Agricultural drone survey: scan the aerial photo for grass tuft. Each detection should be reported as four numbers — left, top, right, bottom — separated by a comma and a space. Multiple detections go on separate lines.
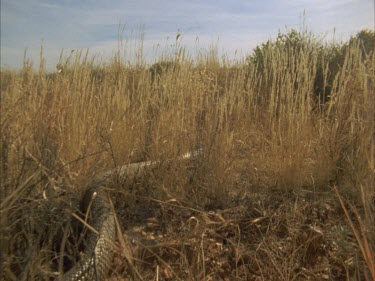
1, 29, 374, 280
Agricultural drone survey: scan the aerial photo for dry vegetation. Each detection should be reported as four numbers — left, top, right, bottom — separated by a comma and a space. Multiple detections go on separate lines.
1, 30, 374, 280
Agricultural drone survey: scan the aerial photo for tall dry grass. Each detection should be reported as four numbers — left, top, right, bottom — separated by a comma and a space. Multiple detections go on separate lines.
0, 33, 374, 280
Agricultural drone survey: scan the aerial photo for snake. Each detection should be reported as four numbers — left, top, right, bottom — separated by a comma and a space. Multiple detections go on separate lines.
59, 150, 201, 280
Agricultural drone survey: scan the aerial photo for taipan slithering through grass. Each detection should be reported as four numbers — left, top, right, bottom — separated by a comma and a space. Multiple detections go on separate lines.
60, 149, 202, 281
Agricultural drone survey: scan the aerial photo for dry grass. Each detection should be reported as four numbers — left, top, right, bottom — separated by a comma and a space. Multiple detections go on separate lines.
1, 33, 374, 280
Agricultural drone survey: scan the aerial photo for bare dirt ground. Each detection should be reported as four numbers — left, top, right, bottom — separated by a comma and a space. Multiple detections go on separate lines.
108, 185, 363, 280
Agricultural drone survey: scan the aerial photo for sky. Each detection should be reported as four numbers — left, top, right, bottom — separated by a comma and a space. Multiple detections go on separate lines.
1, 0, 374, 69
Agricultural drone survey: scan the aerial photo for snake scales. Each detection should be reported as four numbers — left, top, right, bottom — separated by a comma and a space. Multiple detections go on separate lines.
59, 150, 201, 280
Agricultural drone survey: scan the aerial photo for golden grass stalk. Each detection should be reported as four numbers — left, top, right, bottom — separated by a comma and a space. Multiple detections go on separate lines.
334, 186, 375, 281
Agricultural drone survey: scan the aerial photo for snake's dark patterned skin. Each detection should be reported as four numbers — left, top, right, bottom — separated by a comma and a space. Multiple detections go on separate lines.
59, 150, 201, 280
60, 180, 116, 281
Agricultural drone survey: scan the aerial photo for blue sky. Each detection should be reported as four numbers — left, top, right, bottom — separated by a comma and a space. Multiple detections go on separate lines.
1, 0, 374, 69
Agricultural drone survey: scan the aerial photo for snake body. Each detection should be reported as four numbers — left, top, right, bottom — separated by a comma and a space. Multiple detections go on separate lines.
60, 180, 116, 281
60, 150, 201, 280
